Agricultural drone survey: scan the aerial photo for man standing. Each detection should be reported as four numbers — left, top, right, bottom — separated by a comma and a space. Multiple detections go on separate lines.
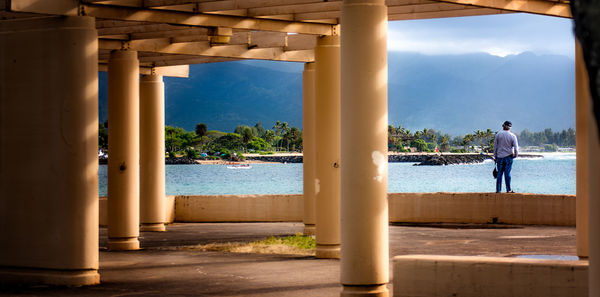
494, 121, 519, 193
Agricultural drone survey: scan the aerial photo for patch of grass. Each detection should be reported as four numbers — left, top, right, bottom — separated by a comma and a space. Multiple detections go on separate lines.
181, 233, 316, 256
257, 233, 315, 250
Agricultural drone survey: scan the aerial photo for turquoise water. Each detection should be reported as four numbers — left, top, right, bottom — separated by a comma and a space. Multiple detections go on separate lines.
98, 153, 575, 196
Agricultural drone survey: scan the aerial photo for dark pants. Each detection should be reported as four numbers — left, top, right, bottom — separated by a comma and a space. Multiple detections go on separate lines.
496, 156, 513, 192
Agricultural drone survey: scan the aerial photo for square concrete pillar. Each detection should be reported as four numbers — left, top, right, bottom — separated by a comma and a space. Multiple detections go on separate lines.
0, 16, 100, 285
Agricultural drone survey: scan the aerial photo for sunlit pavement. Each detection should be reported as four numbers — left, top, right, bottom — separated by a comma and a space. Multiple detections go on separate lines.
1, 222, 576, 296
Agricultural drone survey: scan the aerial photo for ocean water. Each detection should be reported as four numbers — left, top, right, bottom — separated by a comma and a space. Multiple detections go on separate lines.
98, 153, 576, 196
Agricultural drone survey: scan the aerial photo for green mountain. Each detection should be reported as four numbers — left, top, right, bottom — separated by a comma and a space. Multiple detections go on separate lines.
99, 51, 574, 135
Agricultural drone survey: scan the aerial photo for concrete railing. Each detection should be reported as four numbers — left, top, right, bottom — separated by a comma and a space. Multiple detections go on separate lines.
99, 192, 576, 226
175, 194, 303, 222
99, 196, 176, 226
388, 192, 575, 226
393, 255, 587, 297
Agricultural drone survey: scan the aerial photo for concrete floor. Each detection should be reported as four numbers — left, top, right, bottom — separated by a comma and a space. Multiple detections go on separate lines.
1, 222, 577, 296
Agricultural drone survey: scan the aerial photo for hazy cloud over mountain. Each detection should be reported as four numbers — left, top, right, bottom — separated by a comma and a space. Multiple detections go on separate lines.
388, 13, 575, 58
99, 51, 574, 135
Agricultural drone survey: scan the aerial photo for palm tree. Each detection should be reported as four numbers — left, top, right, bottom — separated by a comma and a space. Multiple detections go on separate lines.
273, 121, 281, 151
462, 133, 474, 152
484, 129, 495, 152
473, 129, 484, 151
280, 122, 290, 151
440, 135, 450, 152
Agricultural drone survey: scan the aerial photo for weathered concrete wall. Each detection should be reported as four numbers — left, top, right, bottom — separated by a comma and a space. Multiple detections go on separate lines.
389, 192, 575, 226
175, 195, 303, 222
99, 193, 575, 226
100, 196, 175, 226
393, 255, 588, 297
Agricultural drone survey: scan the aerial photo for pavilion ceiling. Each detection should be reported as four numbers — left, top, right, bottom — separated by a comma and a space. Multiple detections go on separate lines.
2, 0, 571, 75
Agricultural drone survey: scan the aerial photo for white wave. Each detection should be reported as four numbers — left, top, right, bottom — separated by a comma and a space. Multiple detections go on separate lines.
537, 152, 576, 161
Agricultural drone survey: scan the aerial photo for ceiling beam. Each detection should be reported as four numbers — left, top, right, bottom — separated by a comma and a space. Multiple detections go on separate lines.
81, 3, 336, 35
99, 38, 314, 62
98, 64, 190, 77
247, 2, 342, 17
142, 0, 332, 9
8, 0, 337, 35
433, 0, 571, 18
389, 6, 509, 20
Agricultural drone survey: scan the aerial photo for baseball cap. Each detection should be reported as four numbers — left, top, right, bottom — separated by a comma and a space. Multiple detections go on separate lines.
503, 121, 512, 127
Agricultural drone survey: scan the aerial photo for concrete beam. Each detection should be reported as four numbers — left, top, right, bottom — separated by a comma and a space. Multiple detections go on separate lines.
82, 3, 336, 34
143, 0, 332, 9
389, 6, 509, 20
99, 64, 189, 77
9, 0, 336, 34
99, 38, 314, 62
434, 0, 571, 18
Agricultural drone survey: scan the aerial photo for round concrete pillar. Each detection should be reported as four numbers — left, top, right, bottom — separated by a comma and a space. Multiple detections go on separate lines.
340, 0, 389, 296
575, 41, 589, 258
589, 96, 600, 297
107, 50, 141, 250
140, 74, 166, 232
303, 62, 317, 236
314, 35, 341, 259
0, 16, 99, 285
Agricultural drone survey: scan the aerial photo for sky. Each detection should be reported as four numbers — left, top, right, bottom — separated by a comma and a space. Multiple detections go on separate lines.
243, 12, 576, 72
387, 13, 575, 59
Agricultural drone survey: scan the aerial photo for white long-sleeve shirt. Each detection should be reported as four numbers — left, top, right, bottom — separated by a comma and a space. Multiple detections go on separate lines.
494, 130, 519, 159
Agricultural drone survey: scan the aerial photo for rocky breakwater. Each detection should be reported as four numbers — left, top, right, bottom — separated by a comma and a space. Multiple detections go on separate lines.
165, 157, 197, 164
389, 153, 542, 166
245, 155, 303, 163
413, 154, 491, 166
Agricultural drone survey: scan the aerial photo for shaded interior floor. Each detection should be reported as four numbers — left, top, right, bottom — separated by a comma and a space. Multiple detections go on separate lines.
2, 222, 577, 296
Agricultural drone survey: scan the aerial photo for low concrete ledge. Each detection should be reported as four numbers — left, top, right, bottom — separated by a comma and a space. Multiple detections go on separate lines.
175, 194, 303, 222
99, 196, 175, 227
389, 192, 575, 226
98, 193, 575, 225
393, 255, 588, 297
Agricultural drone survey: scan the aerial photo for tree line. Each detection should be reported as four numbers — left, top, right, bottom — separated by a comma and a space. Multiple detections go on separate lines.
98, 122, 576, 158
98, 121, 302, 159
387, 125, 576, 153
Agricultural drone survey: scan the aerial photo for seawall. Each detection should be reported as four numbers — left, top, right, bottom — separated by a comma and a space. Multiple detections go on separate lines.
99, 192, 575, 226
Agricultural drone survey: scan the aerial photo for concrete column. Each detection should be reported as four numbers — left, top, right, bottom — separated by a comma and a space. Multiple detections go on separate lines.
340, 0, 389, 296
107, 50, 140, 250
140, 74, 166, 232
314, 36, 341, 259
576, 41, 589, 258
587, 55, 600, 297
0, 16, 99, 285
303, 62, 317, 235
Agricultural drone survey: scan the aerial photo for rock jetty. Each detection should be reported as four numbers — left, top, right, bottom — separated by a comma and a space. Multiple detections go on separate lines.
411, 154, 490, 166
245, 153, 542, 165
100, 153, 541, 166
245, 155, 303, 163
165, 157, 197, 164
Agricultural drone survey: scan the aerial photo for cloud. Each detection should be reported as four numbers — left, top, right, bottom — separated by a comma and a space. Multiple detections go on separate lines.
388, 13, 575, 58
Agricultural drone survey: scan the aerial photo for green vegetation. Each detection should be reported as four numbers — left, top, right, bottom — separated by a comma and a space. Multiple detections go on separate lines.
256, 233, 315, 250
388, 125, 575, 153
183, 233, 315, 255
97, 121, 302, 160
98, 121, 575, 157
388, 125, 497, 153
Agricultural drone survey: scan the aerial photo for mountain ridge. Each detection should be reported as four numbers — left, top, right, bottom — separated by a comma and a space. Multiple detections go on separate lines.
99, 51, 574, 135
